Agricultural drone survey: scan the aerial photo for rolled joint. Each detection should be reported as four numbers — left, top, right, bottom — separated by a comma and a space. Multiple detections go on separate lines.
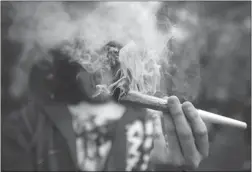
119, 90, 247, 130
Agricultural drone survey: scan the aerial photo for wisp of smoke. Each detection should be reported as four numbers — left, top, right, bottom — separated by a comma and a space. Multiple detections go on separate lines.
119, 41, 162, 95
8, 1, 172, 98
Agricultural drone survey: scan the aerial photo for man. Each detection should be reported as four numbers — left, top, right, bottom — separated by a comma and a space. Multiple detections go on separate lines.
2, 41, 209, 171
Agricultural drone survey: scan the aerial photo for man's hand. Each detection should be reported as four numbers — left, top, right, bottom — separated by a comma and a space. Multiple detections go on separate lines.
150, 96, 209, 169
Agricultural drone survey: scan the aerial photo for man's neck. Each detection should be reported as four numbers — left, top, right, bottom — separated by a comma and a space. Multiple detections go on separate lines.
67, 100, 126, 126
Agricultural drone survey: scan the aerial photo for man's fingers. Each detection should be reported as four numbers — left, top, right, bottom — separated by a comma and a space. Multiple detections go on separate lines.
182, 102, 209, 157
150, 113, 171, 164
167, 96, 200, 167
162, 114, 185, 166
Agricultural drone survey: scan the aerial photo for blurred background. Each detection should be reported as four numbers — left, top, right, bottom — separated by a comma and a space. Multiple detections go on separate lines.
1, 1, 251, 171
157, 2, 251, 171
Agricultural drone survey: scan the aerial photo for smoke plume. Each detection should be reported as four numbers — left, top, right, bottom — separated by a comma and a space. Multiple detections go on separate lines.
8, 1, 173, 98
8, 2, 170, 61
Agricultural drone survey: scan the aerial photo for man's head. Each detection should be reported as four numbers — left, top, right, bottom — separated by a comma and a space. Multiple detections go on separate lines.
29, 40, 124, 105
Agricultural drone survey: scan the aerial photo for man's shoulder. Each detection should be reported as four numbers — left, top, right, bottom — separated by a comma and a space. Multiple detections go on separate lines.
4, 101, 39, 122
3, 101, 47, 138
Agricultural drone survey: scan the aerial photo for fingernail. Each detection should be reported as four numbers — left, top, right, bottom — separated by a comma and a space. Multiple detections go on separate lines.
183, 102, 193, 111
168, 96, 179, 104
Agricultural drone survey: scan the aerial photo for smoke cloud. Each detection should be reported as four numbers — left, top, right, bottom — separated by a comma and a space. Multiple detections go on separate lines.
8, 1, 174, 98
8, 2, 171, 62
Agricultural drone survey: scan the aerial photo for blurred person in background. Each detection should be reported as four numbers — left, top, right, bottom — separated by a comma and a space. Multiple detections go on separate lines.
2, 41, 209, 171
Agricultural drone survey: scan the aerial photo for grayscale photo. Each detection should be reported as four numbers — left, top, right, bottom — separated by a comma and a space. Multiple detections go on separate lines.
1, 1, 251, 171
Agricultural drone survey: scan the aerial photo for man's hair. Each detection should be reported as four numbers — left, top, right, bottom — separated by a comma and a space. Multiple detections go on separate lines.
104, 40, 123, 50
29, 49, 86, 104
